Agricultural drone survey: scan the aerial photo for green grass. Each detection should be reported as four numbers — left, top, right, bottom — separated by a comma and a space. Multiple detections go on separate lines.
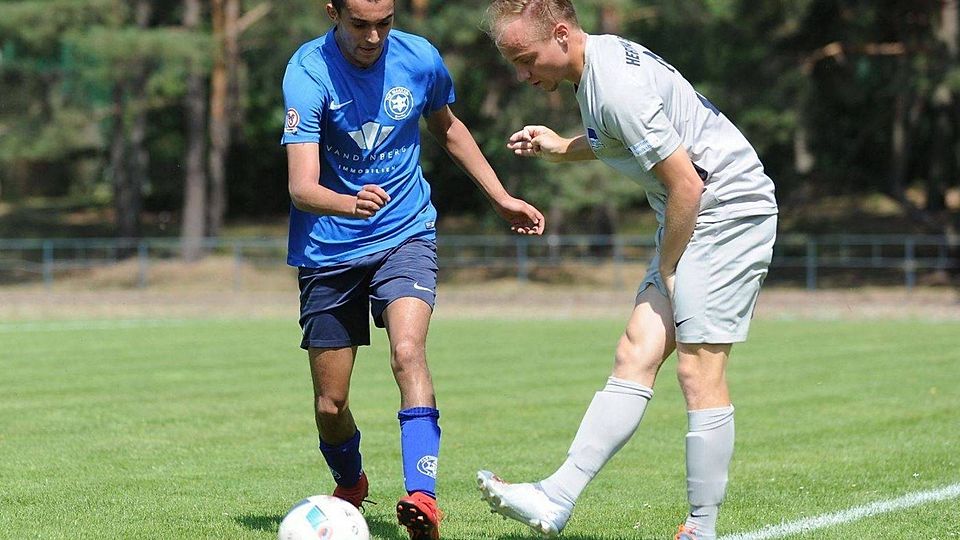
1, 318, 958, 539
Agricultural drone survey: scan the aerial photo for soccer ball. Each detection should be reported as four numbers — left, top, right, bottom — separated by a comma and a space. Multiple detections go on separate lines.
278, 495, 370, 540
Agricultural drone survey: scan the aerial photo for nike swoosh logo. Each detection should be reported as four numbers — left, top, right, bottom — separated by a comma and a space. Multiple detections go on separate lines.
412, 282, 434, 293
329, 100, 353, 111
676, 317, 694, 327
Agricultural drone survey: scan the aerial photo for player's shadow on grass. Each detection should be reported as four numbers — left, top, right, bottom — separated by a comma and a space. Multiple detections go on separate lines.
234, 514, 651, 540
233, 513, 408, 539
234, 513, 282, 532
364, 514, 409, 539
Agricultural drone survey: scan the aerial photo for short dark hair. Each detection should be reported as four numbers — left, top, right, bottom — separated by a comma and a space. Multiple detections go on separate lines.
330, 0, 389, 14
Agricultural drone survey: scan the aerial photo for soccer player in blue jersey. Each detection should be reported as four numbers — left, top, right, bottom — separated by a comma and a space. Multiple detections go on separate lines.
281, 0, 544, 538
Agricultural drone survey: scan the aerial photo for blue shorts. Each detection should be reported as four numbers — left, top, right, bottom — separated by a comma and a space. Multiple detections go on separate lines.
297, 237, 438, 350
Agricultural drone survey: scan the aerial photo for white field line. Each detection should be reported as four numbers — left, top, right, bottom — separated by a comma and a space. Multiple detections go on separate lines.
720, 482, 960, 540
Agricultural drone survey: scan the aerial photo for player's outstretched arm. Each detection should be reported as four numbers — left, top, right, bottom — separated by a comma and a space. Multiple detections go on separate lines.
287, 143, 390, 218
426, 106, 545, 235
507, 125, 596, 162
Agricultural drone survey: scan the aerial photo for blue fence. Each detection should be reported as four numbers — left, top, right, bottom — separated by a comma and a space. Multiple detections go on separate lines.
0, 234, 956, 290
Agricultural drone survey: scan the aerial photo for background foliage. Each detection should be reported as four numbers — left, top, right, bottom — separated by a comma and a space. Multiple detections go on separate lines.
0, 0, 957, 238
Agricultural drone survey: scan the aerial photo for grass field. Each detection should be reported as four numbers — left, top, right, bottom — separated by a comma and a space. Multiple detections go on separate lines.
1, 317, 958, 539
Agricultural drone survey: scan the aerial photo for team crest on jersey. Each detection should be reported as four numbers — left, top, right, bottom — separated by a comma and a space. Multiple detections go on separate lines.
285, 108, 300, 133
586, 127, 604, 151
384, 86, 414, 120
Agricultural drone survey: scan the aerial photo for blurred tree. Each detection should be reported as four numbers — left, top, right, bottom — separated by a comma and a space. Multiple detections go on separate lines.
207, 0, 237, 239
210, 0, 271, 238
182, 0, 208, 260
0, 0, 956, 245
108, 0, 151, 240
0, 0, 117, 199
796, 0, 958, 239
0, 0, 206, 237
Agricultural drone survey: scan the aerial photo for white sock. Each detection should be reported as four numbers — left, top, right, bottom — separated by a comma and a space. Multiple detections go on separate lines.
539, 377, 654, 506
684, 405, 735, 539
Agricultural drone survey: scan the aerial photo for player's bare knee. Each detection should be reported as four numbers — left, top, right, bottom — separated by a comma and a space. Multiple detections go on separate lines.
676, 361, 725, 400
315, 394, 349, 419
390, 339, 427, 372
676, 361, 705, 392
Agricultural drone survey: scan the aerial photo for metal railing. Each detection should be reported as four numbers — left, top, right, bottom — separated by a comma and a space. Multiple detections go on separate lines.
0, 234, 956, 290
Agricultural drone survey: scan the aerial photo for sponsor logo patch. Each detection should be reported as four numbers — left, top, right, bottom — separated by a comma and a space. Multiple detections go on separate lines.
384, 86, 414, 120
628, 133, 662, 157
348, 121, 395, 151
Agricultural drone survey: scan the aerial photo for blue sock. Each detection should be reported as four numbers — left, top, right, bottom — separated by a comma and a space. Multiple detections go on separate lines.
398, 407, 440, 498
318, 430, 363, 487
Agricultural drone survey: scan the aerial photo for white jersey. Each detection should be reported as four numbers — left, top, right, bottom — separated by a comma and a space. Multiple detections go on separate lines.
576, 34, 778, 224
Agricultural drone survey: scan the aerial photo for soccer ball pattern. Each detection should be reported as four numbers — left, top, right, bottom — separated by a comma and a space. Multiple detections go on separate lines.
278, 495, 370, 540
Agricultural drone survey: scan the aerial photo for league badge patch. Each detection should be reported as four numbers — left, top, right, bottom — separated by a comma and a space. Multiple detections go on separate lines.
285, 108, 301, 133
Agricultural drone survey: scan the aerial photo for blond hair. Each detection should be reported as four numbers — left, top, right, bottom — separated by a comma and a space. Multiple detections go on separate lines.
484, 0, 579, 44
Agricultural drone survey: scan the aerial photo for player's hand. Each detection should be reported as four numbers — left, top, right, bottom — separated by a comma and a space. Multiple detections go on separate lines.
495, 196, 545, 235
507, 125, 567, 162
660, 268, 676, 300
352, 184, 390, 218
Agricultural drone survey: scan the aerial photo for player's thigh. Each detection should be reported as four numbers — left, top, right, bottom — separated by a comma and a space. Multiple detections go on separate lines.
613, 283, 676, 384
308, 346, 359, 401
674, 215, 776, 345
370, 237, 438, 333
382, 297, 432, 356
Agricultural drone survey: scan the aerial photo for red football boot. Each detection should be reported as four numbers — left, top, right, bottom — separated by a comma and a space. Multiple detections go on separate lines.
332, 472, 369, 509
396, 491, 443, 539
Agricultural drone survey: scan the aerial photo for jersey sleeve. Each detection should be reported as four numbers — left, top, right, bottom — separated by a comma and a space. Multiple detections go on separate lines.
601, 77, 681, 171
422, 46, 456, 117
281, 61, 328, 145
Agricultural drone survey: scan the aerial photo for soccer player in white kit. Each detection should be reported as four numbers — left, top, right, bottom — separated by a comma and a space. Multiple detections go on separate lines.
476, 1, 778, 539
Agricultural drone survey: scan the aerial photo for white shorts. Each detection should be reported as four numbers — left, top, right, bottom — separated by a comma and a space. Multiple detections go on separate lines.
638, 214, 777, 344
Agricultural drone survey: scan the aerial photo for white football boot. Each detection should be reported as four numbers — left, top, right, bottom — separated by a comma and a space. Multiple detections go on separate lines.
477, 470, 572, 537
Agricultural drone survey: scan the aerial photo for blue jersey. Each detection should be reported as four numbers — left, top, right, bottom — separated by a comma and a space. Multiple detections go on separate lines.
281, 28, 455, 267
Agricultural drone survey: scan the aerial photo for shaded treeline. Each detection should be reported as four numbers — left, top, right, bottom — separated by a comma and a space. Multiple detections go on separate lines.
0, 0, 957, 253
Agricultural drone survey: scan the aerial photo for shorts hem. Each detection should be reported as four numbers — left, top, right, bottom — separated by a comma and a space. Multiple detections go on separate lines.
676, 333, 748, 345
372, 293, 435, 328
301, 339, 369, 350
